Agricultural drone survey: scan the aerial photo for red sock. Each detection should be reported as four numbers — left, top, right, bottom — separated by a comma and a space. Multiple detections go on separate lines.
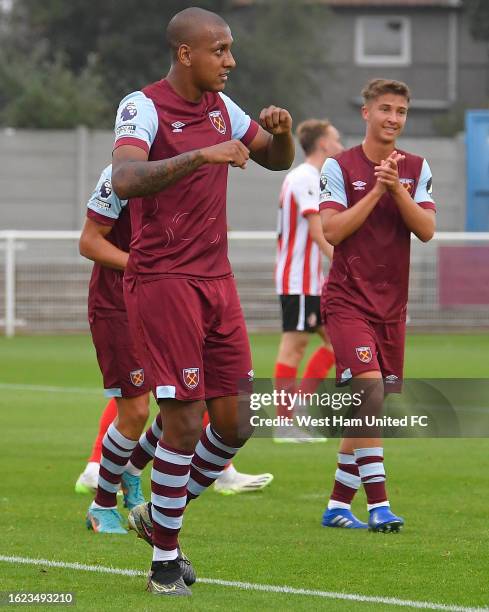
274, 362, 297, 418
88, 398, 118, 463
202, 410, 210, 429
300, 346, 335, 394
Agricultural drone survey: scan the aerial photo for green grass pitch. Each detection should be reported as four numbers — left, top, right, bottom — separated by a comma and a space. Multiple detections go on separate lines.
1, 333, 488, 611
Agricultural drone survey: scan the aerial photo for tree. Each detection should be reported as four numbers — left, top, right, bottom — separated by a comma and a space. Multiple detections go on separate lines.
464, 0, 489, 41
0, 44, 111, 128
1, 0, 327, 127
225, 0, 326, 122
9, 0, 229, 104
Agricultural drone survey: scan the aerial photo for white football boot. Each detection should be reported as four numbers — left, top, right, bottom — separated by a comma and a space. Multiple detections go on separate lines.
214, 464, 274, 495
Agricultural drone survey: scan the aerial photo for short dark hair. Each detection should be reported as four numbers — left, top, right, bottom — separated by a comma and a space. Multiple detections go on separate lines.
166, 8, 228, 61
361, 79, 411, 104
296, 119, 331, 155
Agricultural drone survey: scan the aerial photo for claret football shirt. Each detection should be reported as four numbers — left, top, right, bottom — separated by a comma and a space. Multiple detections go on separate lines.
113, 79, 259, 279
86, 164, 130, 314
319, 145, 436, 323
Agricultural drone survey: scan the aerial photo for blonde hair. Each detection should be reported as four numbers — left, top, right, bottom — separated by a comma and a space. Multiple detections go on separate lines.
361, 79, 410, 104
296, 119, 331, 155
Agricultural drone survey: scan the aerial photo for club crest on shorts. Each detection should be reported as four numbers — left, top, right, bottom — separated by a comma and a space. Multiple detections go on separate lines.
183, 367, 200, 389
130, 369, 145, 387
355, 346, 372, 363
208, 110, 226, 135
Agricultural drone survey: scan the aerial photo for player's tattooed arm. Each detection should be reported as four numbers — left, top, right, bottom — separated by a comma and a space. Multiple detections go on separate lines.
112, 141, 250, 198
112, 146, 206, 199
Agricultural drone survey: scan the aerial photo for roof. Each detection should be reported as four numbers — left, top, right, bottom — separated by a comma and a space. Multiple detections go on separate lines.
326, 0, 461, 5
232, 1, 462, 7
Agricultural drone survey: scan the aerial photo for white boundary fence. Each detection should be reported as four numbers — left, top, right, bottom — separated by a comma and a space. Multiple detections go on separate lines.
0, 231, 79, 336
1, 230, 489, 336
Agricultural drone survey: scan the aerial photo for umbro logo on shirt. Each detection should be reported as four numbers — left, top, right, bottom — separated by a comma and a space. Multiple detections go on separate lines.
352, 180, 366, 191
171, 121, 186, 133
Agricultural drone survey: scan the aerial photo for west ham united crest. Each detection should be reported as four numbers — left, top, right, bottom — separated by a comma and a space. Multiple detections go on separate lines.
130, 369, 145, 387
400, 178, 415, 194
208, 110, 226, 135
355, 346, 372, 363
183, 367, 200, 389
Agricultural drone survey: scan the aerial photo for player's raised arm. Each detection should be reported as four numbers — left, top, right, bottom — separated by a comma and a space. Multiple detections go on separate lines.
112, 144, 204, 199
319, 157, 387, 246
113, 141, 253, 199
375, 156, 436, 242
110, 90, 252, 199
248, 105, 294, 170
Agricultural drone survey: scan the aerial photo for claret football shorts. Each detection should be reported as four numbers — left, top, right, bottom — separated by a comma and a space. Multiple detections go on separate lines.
124, 275, 253, 402
324, 311, 405, 392
89, 311, 153, 398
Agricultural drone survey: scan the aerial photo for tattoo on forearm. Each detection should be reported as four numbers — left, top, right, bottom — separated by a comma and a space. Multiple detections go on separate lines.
119, 151, 204, 197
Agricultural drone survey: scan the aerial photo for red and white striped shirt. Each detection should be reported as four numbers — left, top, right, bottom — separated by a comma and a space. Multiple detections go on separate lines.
275, 163, 323, 295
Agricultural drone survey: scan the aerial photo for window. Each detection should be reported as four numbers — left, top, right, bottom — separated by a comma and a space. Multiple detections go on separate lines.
355, 16, 411, 66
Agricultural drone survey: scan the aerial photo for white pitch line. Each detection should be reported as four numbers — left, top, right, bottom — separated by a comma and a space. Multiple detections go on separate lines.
0, 555, 487, 612
0, 555, 142, 577
0, 383, 100, 395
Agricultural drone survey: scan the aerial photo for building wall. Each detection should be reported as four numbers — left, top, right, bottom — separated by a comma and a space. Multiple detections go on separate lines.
0, 129, 466, 233
303, 6, 488, 137
0, 128, 113, 231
